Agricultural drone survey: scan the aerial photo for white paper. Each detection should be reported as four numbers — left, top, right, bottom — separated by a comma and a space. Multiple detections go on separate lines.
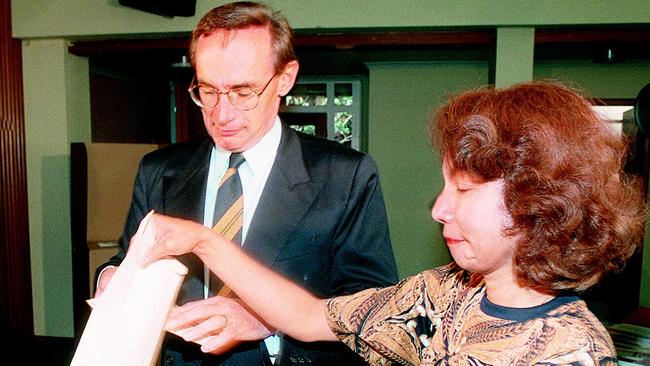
72, 211, 188, 366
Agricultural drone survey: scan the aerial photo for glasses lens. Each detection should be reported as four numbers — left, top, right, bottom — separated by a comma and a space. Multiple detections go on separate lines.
188, 84, 262, 110
189, 86, 216, 109
229, 88, 259, 111
199, 86, 219, 108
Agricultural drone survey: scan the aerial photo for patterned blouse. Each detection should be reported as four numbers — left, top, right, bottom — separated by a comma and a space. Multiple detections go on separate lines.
326, 263, 617, 365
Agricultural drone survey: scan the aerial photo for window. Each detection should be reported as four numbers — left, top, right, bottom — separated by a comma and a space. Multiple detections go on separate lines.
280, 78, 362, 150
592, 104, 634, 136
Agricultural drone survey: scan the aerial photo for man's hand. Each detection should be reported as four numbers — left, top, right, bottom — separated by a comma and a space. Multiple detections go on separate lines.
94, 266, 117, 298
166, 296, 274, 354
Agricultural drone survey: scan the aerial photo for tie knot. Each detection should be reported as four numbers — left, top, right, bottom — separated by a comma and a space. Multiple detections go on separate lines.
229, 153, 245, 169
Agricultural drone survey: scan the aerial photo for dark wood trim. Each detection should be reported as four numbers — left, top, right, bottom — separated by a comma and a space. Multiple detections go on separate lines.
175, 79, 192, 143
535, 28, 650, 44
0, 0, 34, 336
68, 30, 496, 56
293, 30, 495, 48
70, 143, 90, 339
625, 306, 650, 327
591, 98, 635, 106
68, 27, 650, 57
68, 37, 190, 56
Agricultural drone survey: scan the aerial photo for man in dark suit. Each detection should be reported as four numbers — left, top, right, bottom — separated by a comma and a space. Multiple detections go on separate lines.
95, 2, 397, 365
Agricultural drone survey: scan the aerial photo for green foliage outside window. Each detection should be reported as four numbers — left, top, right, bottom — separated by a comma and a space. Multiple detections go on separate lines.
334, 112, 352, 145
290, 124, 316, 135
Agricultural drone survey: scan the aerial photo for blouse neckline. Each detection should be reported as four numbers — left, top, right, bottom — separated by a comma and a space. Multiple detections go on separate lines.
480, 293, 580, 322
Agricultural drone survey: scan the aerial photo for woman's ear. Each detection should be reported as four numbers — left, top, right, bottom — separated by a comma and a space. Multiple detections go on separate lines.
277, 60, 299, 97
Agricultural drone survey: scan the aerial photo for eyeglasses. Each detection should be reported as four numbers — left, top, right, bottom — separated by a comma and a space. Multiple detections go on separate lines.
188, 73, 277, 111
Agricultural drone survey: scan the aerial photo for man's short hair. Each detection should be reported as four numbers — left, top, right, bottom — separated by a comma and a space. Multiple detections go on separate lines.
189, 1, 297, 72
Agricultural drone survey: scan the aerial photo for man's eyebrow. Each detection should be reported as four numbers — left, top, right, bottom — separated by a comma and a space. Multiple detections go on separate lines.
197, 79, 255, 89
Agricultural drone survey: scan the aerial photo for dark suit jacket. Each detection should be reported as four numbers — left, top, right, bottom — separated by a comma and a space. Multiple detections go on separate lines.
101, 124, 398, 365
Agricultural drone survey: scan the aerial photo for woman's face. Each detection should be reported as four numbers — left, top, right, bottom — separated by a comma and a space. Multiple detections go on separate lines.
431, 161, 518, 281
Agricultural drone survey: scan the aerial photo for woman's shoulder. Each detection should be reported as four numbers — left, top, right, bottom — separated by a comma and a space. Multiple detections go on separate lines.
541, 298, 617, 362
549, 298, 614, 339
326, 264, 471, 320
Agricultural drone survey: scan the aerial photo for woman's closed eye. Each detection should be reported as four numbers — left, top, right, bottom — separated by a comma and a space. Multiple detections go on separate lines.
455, 182, 478, 192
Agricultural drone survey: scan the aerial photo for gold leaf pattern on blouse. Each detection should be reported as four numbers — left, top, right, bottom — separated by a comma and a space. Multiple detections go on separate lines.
326, 263, 617, 366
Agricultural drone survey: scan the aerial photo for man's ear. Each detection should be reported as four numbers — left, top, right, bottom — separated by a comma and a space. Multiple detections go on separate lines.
277, 60, 299, 97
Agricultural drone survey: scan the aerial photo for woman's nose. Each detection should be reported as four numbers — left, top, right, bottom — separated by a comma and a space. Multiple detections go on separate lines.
431, 191, 452, 224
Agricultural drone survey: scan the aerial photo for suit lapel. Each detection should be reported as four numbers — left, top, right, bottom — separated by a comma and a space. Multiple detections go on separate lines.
244, 125, 323, 266
158, 140, 214, 303
162, 140, 212, 222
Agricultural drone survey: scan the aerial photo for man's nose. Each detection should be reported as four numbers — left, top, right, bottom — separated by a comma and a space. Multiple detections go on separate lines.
213, 94, 236, 124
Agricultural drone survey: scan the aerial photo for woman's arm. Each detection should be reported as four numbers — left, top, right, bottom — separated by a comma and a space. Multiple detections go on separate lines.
142, 213, 338, 342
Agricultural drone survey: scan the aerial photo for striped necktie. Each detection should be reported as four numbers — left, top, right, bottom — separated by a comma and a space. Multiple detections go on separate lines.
209, 153, 245, 297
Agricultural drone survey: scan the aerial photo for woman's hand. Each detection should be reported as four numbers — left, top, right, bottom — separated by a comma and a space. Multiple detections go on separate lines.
141, 213, 215, 267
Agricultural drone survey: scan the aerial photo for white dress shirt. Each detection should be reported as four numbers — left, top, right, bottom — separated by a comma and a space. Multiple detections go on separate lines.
202, 116, 282, 361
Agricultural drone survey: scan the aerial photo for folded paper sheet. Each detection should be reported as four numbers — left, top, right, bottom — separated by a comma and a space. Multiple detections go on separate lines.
71, 211, 188, 366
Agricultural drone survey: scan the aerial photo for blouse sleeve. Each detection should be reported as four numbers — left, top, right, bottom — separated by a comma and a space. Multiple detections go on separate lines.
325, 271, 443, 366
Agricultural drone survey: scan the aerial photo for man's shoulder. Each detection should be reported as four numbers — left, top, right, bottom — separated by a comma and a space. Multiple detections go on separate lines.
295, 130, 360, 154
289, 128, 367, 164
282, 129, 382, 183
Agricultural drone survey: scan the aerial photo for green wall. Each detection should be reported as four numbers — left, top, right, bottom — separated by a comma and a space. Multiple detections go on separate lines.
535, 61, 650, 98
367, 62, 489, 277
12, 0, 650, 38
11, 0, 650, 336
22, 39, 90, 336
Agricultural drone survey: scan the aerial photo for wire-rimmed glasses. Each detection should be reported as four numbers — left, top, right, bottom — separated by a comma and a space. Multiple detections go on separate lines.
188, 73, 277, 111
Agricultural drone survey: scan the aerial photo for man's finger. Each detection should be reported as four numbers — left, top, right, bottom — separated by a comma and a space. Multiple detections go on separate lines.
199, 331, 239, 354
189, 314, 228, 341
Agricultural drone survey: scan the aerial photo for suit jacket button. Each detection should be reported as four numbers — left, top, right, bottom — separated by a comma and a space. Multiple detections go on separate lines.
164, 355, 174, 365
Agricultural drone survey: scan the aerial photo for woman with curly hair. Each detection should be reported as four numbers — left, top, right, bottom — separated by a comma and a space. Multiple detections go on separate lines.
141, 81, 646, 364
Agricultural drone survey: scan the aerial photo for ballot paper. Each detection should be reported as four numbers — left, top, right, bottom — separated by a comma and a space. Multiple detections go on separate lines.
71, 211, 188, 366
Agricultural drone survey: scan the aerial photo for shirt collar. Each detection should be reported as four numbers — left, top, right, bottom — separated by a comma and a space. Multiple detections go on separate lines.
211, 116, 282, 176
243, 116, 281, 176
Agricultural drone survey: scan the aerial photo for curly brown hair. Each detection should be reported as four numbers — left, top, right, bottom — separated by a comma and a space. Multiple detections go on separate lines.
430, 81, 646, 292
189, 1, 297, 73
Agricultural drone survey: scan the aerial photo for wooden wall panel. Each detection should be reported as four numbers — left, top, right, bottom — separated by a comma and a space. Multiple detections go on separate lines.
0, 0, 34, 335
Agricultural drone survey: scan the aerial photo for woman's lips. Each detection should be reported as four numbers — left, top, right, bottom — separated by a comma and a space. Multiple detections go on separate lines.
444, 237, 464, 245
